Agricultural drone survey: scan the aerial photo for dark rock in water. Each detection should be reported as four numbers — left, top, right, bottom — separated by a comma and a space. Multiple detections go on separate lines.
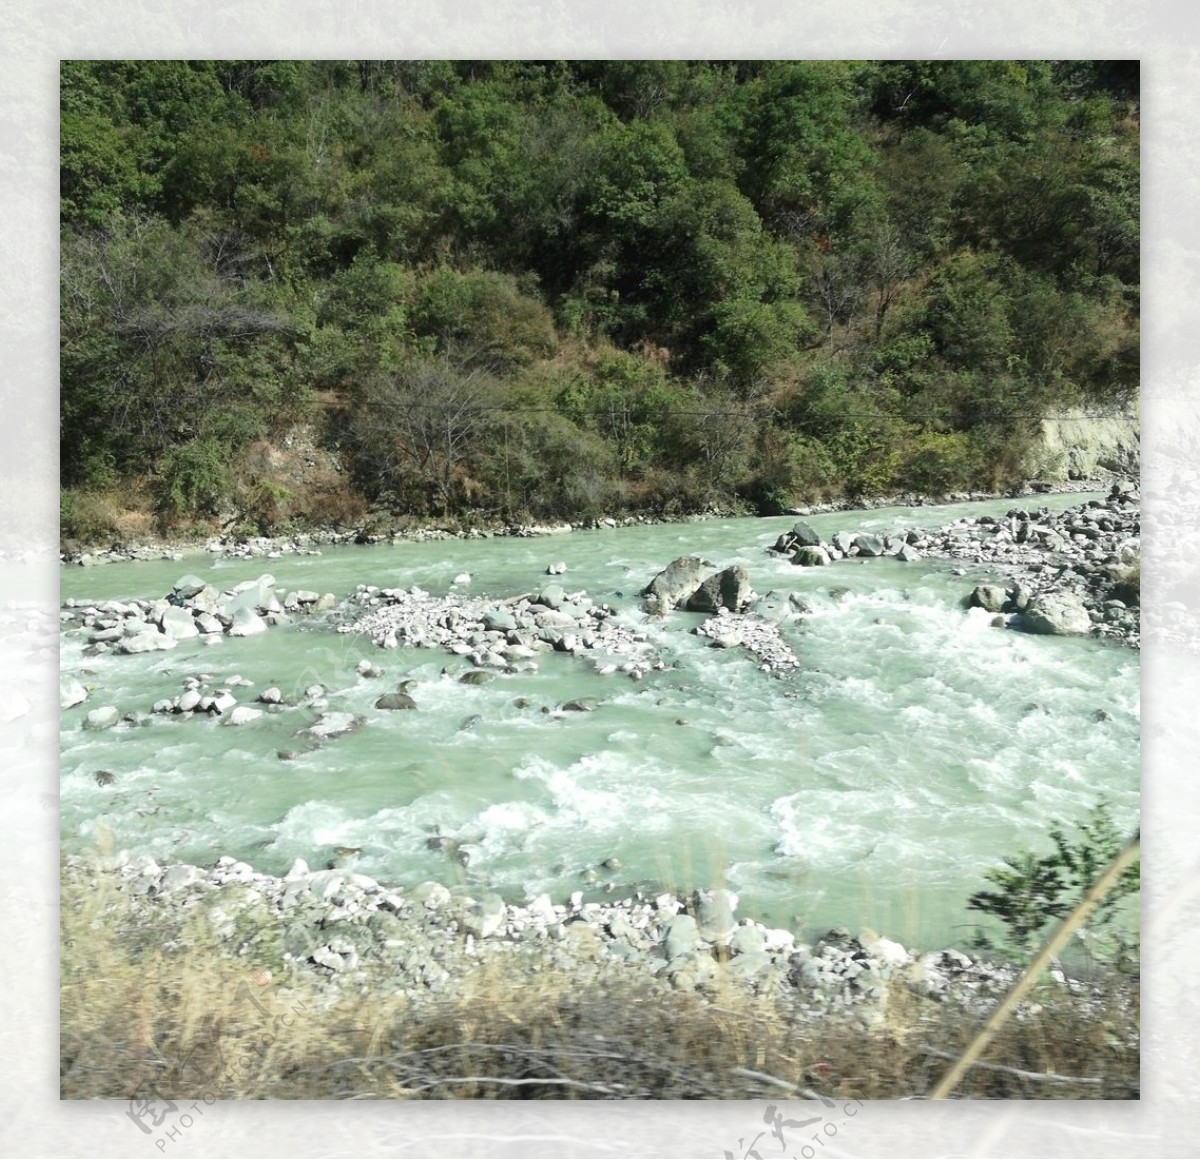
459, 670, 495, 686
276, 749, 299, 761
459, 714, 483, 732
643, 556, 714, 609
513, 697, 533, 709
375, 692, 417, 710
968, 584, 1009, 614
686, 565, 752, 613
172, 574, 208, 599
1006, 583, 1032, 613
1092, 708, 1114, 722
791, 545, 830, 567
562, 698, 598, 712
790, 520, 822, 547
94, 770, 116, 787
852, 534, 885, 557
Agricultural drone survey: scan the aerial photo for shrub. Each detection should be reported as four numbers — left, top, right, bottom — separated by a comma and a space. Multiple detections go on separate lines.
154, 437, 233, 519
60, 488, 122, 545
967, 800, 1139, 971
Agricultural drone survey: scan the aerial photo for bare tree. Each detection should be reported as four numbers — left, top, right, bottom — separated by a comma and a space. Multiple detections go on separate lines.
353, 359, 495, 515
866, 222, 914, 340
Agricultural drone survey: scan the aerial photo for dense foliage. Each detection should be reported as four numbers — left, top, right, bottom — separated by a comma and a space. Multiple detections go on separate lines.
60, 60, 1139, 535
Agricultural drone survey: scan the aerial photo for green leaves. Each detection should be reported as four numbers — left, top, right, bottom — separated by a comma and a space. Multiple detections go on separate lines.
968, 801, 1140, 968
60, 59, 1140, 529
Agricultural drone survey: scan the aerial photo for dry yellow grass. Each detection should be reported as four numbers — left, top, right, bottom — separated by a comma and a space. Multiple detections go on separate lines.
60, 864, 1139, 1102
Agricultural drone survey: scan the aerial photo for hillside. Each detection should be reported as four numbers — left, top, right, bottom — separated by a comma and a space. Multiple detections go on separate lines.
60, 60, 1140, 541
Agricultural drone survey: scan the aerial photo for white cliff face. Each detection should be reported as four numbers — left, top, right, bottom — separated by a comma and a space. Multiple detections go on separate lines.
1032, 402, 1140, 481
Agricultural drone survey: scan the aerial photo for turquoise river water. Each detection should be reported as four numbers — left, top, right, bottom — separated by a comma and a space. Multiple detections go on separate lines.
59, 493, 1139, 950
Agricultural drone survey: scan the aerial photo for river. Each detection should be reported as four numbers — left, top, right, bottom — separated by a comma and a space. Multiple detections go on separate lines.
59, 492, 1139, 950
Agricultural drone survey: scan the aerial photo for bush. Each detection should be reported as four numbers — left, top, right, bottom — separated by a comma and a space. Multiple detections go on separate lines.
967, 800, 1139, 971
894, 430, 984, 495
154, 437, 234, 519
60, 488, 122, 544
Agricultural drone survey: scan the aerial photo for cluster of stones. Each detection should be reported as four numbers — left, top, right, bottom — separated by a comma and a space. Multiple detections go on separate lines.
64, 853, 1042, 1023
766, 487, 1140, 647
61, 573, 339, 660
770, 520, 923, 567
641, 556, 803, 675
341, 580, 660, 679
919, 485, 1141, 645
693, 606, 802, 675
147, 674, 285, 727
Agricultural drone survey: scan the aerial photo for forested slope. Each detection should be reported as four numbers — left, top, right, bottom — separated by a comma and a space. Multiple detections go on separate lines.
60, 60, 1139, 540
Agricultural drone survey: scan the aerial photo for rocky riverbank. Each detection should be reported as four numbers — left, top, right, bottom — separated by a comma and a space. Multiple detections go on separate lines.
774, 482, 1140, 648
64, 851, 1120, 1030
58, 479, 1118, 567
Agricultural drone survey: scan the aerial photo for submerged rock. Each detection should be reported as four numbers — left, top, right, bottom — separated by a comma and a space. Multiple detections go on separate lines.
301, 712, 360, 740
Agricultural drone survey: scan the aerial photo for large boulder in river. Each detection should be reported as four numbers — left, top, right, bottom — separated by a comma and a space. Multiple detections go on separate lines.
116, 630, 178, 654
228, 607, 268, 637
686, 565, 752, 613
159, 606, 200, 639
789, 520, 821, 547
643, 556, 714, 609
968, 584, 1009, 614
83, 706, 119, 730
792, 545, 831, 567
172, 574, 208, 599
852, 534, 886, 558
1015, 592, 1093, 636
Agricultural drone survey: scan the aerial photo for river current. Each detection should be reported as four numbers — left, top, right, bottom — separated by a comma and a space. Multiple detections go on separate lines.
59, 493, 1139, 949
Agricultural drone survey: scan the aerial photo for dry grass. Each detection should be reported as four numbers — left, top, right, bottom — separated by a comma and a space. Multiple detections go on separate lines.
60, 867, 1139, 1102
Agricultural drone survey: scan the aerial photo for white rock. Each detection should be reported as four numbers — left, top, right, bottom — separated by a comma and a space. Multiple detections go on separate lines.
83, 706, 119, 730
228, 608, 268, 637
60, 678, 88, 709
224, 706, 264, 726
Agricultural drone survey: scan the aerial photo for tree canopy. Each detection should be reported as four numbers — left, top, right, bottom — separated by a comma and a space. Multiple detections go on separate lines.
60, 59, 1139, 536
